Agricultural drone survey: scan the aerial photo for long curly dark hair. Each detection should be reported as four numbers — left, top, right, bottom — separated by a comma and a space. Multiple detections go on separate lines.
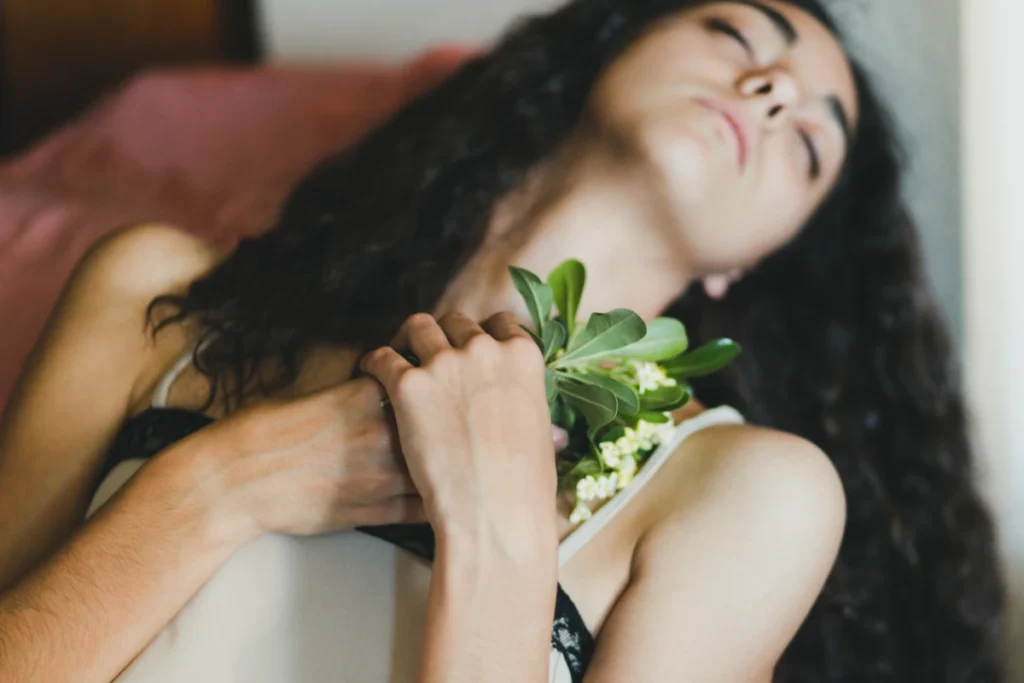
149, 0, 1008, 680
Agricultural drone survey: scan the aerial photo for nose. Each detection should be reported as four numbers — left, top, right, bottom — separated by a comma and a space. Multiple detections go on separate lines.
738, 68, 800, 127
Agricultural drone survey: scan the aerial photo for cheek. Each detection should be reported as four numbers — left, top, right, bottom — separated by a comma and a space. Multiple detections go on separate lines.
589, 26, 726, 132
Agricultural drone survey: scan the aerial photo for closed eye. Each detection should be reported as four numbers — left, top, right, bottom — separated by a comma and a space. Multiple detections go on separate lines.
704, 17, 754, 60
798, 130, 822, 180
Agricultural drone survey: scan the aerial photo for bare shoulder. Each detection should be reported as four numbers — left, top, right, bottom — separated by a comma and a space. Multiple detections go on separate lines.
657, 420, 846, 545
4, 222, 223, 433
73, 223, 222, 299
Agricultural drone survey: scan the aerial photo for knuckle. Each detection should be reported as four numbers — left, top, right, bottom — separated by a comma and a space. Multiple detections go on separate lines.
405, 312, 435, 330
465, 332, 498, 355
508, 334, 543, 359
354, 376, 385, 401
438, 311, 470, 326
394, 367, 429, 399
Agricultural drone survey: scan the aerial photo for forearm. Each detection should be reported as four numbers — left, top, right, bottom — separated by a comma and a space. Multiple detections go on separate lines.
0, 449, 252, 683
417, 529, 558, 683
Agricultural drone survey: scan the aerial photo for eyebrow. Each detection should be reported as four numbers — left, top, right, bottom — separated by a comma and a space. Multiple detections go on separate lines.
726, 0, 798, 45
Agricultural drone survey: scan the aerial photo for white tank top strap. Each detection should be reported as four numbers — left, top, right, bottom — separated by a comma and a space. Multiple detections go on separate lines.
557, 404, 746, 568
150, 335, 216, 408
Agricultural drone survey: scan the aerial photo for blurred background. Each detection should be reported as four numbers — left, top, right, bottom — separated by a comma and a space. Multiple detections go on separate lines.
0, 0, 1018, 677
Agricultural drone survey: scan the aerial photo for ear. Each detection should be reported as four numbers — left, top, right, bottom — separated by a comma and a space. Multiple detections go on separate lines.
702, 274, 732, 300
701, 269, 744, 300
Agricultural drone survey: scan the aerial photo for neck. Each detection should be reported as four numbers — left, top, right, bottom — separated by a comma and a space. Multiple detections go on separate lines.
435, 137, 694, 325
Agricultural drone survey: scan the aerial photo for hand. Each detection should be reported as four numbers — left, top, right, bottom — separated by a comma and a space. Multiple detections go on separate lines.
175, 377, 424, 539
360, 312, 558, 555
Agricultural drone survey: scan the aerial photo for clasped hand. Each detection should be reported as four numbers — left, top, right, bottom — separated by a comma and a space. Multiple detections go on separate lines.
361, 311, 559, 556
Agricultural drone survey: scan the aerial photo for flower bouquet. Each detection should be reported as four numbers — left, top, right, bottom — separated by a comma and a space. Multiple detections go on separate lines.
509, 259, 740, 524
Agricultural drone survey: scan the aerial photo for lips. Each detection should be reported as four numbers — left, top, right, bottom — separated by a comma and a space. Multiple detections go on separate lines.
696, 99, 748, 169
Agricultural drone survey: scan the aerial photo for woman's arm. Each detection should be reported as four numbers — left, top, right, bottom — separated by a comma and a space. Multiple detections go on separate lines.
583, 426, 847, 683
361, 311, 561, 683
417, 530, 557, 683
0, 224, 424, 681
0, 439, 252, 681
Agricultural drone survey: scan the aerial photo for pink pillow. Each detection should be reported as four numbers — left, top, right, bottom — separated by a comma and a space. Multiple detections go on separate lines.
0, 47, 475, 413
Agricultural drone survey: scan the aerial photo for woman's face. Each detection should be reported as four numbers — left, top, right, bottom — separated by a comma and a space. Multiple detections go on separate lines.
590, 0, 858, 276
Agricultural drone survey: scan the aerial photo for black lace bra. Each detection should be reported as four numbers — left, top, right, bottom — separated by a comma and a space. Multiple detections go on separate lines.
100, 406, 596, 682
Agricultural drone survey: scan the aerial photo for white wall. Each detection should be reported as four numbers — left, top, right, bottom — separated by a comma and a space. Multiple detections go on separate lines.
258, 0, 560, 63
963, 1, 1024, 679
825, 0, 963, 342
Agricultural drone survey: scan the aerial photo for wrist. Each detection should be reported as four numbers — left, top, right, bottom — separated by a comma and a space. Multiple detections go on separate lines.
436, 521, 558, 581
138, 434, 260, 555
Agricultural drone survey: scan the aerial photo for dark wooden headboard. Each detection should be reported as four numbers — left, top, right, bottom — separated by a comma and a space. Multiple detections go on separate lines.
0, 0, 260, 154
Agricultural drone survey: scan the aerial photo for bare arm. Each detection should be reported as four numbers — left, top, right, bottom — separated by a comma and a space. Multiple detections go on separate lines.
0, 225, 422, 681
416, 531, 557, 683
0, 224, 218, 589
583, 427, 847, 683
0, 439, 252, 681
360, 312, 562, 683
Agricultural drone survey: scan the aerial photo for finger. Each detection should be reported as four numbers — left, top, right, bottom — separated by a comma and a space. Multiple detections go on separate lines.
360, 346, 413, 395
482, 311, 531, 342
390, 313, 451, 363
344, 377, 389, 415
437, 312, 487, 348
351, 495, 428, 527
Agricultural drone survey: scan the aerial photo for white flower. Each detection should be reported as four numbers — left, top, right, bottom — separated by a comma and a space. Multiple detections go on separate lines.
599, 440, 623, 468
576, 475, 602, 503
569, 502, 593, 524
596, 474, 619, 498
653, 419, 677, 446
634, 416, 677, 451
615, 455, 637, 489
629, 361, 678, 394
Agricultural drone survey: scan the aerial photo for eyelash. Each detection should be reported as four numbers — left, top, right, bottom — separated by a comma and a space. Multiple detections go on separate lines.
799, 131, 822, 179
706, 16, 822, 180
705, 17, 752, 56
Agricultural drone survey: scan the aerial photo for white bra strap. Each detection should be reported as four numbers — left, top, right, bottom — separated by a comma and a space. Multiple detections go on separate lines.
150, 336, 216, 408
557, 405, 746, 568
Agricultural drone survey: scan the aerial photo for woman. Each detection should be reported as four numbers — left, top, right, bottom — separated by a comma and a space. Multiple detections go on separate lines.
0, 0, 1006, 681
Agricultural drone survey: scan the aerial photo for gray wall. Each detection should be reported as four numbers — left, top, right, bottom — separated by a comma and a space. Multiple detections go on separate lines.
825, 0, 963, 341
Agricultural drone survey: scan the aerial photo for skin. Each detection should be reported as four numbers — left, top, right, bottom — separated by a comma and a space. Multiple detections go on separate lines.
0, 2, 855, 682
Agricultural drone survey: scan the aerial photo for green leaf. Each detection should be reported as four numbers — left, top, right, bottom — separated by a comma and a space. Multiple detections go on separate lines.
559, 378, 618, 429
557, 310, 646, 365
545, 369, 558, 405
562, 373, 639, 416
525, 326, 544, 351
509, 266, 553, 334
541, 319, 567, 361
547, 259, 586, 339
607, 317, 689, 362
599, 425, 628, 444
662, 339, 741, 379
560, 457, 604, 490
637, 411, 670, 424
639, 384, 688, 412
562, 402, 580, 429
